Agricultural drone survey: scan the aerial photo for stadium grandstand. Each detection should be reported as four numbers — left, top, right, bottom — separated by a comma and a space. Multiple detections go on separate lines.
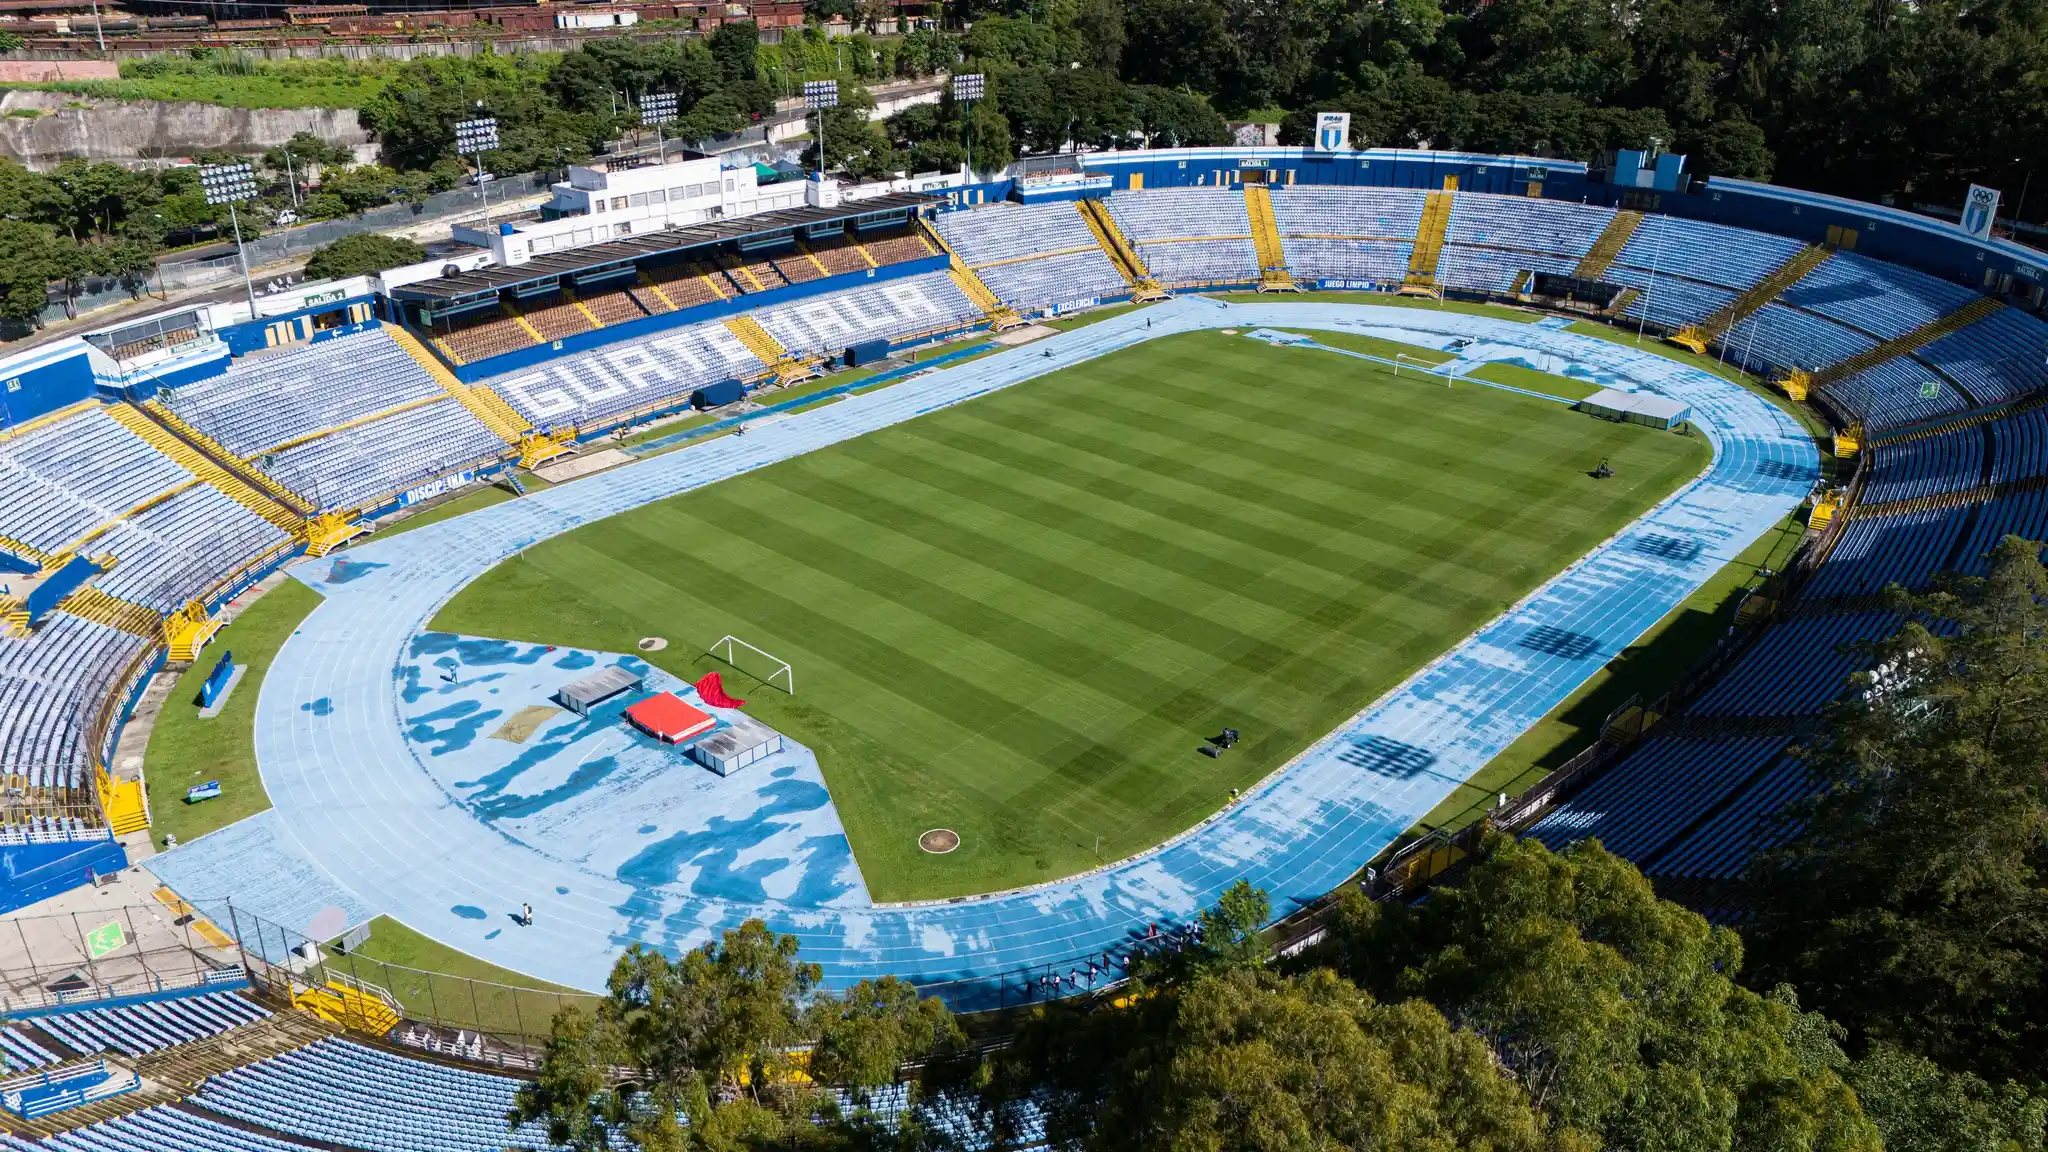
2, 141, 2047, 1146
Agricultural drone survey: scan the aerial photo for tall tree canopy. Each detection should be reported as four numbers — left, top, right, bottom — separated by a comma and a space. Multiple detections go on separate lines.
1747, 534, 2048, 1085
1316, 835, 1883, 1152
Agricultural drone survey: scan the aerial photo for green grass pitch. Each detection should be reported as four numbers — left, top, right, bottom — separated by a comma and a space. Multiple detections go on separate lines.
433, 331, 1710, 900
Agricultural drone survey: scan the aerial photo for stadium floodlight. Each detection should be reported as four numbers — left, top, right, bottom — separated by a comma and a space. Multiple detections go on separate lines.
453, 115, 499, 155
200, 162, 260, 313
952, 73, 986, 173
454, 114, 500, 223
802, 79, 840, 110
638, 91, 679, 163
802, 80, 840, 180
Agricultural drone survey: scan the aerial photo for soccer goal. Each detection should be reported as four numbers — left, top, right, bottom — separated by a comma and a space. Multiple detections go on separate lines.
706, 635, 795, 694
1393, 352, 1451, 387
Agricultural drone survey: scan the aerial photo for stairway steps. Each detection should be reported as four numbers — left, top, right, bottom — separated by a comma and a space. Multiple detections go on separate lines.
1405, 191, 1455, 286
1699, 244, 1832, 333
116, 404, 313, 531
723, 315, 790, 366
1812, 296, 2002, 389
1573, 210, 1642, 280
1243, 184, 1293, 288
382, 323, 529, 444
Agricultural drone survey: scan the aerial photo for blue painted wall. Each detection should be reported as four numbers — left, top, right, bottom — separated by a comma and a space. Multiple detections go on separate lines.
0, 837, 127, 917
24, 556, 99, 622
441, 254, 951, 383
215, 295, 379, 356
1078, 148, 1595, 201
0, 346, 98, 432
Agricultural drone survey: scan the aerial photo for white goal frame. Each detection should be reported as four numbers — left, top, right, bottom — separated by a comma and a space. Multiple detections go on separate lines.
1393, 352, 1451, 387
707, 635, 795, 694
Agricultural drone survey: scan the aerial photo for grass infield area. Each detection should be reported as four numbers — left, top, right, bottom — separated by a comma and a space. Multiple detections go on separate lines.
435, 330, 1710, 900
144, 579, 324, 849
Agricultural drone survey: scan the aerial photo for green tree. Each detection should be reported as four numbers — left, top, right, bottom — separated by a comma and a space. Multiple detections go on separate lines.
1748, 534, 2048, 1084
817, 85, 901, 180
0, 160, 68, 230
1691, 113, 1776, 180
513, 921, 959, 1151
0, 220, 58, 328
263, 131, 355, 180
1846, 1044, 2048, 1152
1320, 834, 1883, 1151
1001, 966, 1553, 1152
887, 89, 1014, 174
303, 232, 428, 280
1128, 85, 1232, 147
708, 20, 761, 84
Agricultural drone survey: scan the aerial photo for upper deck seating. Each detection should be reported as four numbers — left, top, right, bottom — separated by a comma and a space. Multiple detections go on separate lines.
1779, 250, 1978, 340
32, 991, 270, 1058
164, 330, 445, 457
1443, 194, 1613, 258
1612, 216, 1807, 291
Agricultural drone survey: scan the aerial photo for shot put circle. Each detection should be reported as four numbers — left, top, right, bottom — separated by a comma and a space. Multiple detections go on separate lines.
919, 828, 960, 854
637, 637, 668, 651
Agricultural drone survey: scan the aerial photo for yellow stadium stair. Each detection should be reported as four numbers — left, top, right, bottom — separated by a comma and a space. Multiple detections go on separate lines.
1870, 383, 2048, 448
383, 323, 533, 446
721, 314, 818, 383
95, 763, 147, 835
1672, 244, 1832, 352
106, 404, 310, 532
1402, 191, 1454, 296
794, 242, 832, 278
724, 314, 789, 365
919, 219, 1023, 322
720, 254, 768, 293
1243, 184, 1297, 291
293, 982, 400, 1035
0, 534, 56, 569
637, 271, 679, 312
0, 597, 28, 638
1573, 210, 1642, 280
1075, 199, 1167, 300
1810, 297, 2003, 388
503, 301, 546, 345
302, 511, 368, 557
1807, 494, 1839, 531
567, 288, 604, 330
161, 599, 222, 661
430, 335, 466, 367
60, 585, 160, 637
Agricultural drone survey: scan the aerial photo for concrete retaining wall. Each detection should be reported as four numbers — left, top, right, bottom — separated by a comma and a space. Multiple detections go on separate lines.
0, 89, 369, 168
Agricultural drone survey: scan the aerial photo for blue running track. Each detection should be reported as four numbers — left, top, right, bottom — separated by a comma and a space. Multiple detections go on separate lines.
151, 298, 1817, 1008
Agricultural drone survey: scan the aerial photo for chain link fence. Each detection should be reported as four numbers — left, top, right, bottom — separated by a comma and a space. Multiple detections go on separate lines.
222, 904, 600, 1064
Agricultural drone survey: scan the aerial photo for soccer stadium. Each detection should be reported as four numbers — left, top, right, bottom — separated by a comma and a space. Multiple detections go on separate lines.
0, 103, 2044, 1148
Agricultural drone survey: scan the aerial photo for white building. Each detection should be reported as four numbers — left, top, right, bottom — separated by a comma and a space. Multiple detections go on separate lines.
464, 157, 811, 267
